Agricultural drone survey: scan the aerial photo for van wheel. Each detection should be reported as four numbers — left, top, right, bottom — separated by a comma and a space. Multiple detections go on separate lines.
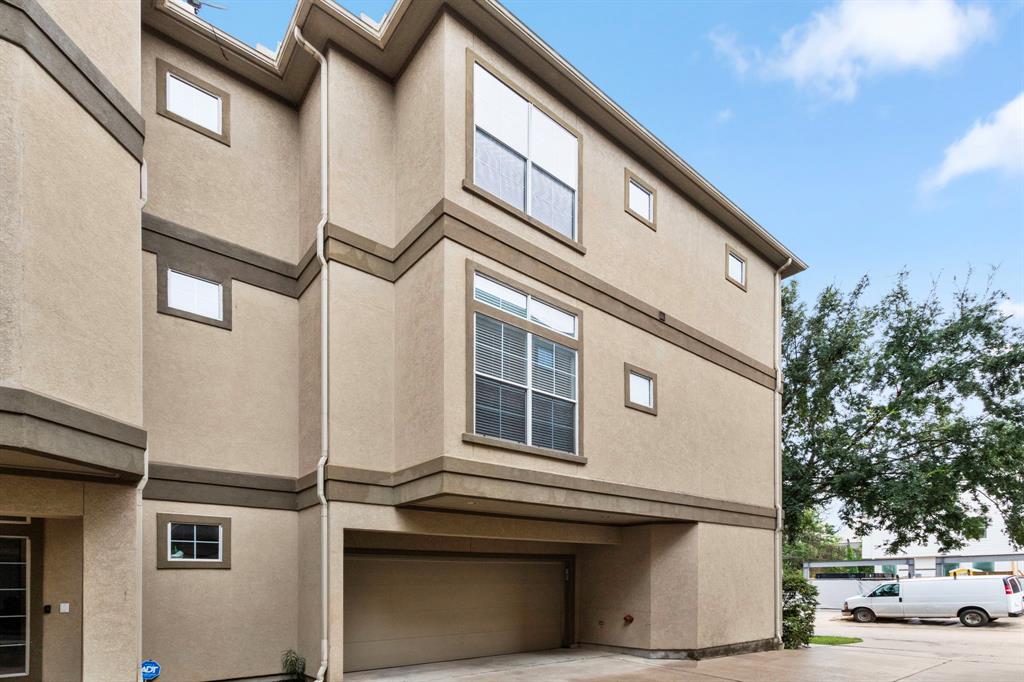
853, 608, 875, 623
959, 609, 989, 627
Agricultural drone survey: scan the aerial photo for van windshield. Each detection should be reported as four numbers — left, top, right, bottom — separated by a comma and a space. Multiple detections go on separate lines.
869, 583, 900, 597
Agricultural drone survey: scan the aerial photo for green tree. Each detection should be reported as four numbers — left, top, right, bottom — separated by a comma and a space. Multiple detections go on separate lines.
781, 273, 1024, 554
782, 508, 866, 573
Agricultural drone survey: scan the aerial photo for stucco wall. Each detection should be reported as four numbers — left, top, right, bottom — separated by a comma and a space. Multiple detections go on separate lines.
328, 263, 395, 472
37, 0, 141, 109
42, 518, 83, 682
142, 253, 300, 477
0, 43, 143, 427
697, 524, 775, 647
143, 500, 299, 681
141, 31, 301, 261
440, 242, 776, 509
327, 49, 395, 246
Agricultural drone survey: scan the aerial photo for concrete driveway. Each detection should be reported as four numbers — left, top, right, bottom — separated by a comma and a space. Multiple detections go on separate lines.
347, 611, 1024, 681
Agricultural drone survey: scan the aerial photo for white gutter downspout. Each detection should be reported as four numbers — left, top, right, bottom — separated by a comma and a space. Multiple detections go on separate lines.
293, 26, 331, 682
137, 160, 149, 682
773, 257, 792, 646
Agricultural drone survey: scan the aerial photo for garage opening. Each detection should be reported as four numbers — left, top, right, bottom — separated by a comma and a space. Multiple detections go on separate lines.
343, 551, 573, 673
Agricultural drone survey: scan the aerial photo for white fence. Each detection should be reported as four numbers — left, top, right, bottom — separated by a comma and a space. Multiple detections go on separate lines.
811, 579, 889, 609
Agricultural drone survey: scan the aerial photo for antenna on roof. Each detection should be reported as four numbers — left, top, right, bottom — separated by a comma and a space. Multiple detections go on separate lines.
186, 0, 227, 14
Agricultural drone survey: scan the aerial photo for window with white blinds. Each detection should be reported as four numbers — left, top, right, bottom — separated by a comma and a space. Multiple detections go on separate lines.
473, 62, 579, 240
472, 273, 579, 454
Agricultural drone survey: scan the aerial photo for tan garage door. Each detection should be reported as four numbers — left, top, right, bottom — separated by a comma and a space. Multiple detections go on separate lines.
343, 553, 568, 672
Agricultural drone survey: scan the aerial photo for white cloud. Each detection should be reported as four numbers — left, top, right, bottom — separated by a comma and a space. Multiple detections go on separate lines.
998, 300, 1024, 320
709, 28, 755, 76
921, 93, 1024, 191
713, 1, 993, 101
716, 108, 734, 124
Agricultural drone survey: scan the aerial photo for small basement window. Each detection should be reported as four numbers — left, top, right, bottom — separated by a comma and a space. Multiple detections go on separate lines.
156, 513, 231, 569
625, 170, 656, 229
167, 269, 223, 321
726, 246, 747, 290
624, 363, 657, 415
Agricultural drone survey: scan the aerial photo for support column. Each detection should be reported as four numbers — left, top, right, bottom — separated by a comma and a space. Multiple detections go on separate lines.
82, 483, 139, 681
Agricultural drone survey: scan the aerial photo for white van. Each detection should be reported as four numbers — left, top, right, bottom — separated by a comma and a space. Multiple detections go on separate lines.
842, 576, 1024, 627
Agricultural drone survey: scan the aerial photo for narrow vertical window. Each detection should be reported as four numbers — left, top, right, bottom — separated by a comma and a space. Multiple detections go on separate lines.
625, 170, 656, 230
726, 246, 747, 290
0, 537, 28, 676
624, 364, 657, 415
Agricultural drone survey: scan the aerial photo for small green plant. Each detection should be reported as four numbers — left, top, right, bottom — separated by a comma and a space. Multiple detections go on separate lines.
281, 649, 306, 681
810, 635, 862, 646
782, 571, 818, 649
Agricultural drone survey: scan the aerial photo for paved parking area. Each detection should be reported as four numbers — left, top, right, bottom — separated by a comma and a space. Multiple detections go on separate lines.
348, 611, 1024, 681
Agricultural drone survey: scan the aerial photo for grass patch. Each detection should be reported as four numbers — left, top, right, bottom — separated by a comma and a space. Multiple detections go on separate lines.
810, 635, 863, 646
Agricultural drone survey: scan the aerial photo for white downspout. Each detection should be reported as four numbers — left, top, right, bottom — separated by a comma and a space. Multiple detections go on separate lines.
135, 448, 149, 682
294, 26, 331, 682
137, 160, 149, 682
773, 257, 792, 646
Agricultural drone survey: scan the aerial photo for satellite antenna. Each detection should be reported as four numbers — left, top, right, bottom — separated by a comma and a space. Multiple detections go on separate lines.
186, 0, 227, 14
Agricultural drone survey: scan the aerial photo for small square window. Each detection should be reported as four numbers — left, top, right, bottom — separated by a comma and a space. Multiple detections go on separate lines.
624, 363, 657, 415
726, 246, 747, 290
166, 73, 222, 134
157, 514, 230, 569
624, 170, 656, 229
167, 269, 223, 321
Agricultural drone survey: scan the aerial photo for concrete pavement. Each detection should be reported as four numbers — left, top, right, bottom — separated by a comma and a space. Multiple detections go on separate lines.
347, 611, 1024, 681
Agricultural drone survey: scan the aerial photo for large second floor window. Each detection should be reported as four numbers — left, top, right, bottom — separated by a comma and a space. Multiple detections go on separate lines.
472, 61, 580, 241
471, 272, 579, 455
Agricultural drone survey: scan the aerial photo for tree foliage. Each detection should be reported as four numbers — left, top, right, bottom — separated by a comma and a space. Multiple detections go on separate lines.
782, 273, 1024, 554
782, 508, 864, 573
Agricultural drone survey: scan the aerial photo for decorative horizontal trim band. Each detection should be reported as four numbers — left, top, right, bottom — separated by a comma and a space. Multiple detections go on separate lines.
0, 386, 146, 481
141, 212, 320, 299
143, 198, 774, 388
326, 199, 777, 389
0, 0, 145, 161
142, 457, 776, 530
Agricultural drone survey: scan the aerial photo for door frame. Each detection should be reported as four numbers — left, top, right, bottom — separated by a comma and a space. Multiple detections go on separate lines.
344, 548, 576, 647
0, 519, 43, 682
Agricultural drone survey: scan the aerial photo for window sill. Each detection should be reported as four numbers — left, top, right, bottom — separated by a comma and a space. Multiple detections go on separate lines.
462, 180, 587, 255
462, 433, 587, 464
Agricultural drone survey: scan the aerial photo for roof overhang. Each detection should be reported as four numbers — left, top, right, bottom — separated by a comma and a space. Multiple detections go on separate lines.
142, 0, 807, 277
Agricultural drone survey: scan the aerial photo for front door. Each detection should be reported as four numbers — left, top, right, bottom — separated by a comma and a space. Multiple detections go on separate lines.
0, 520, 41, 682
0, 536, 30, 679
867, 582, 903, 617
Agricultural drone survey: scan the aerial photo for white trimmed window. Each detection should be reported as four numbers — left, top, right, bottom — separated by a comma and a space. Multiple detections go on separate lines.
628, 179, 653, 222
727, 249, 747, 288
472, 273, 578, 454
168, 522, 222, 562
165, 72, 222, 134
473, 63, 579, 240
167, 269, 223, 321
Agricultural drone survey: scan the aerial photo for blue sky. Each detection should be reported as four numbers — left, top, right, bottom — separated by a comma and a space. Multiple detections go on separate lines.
201, 0, 1024, 314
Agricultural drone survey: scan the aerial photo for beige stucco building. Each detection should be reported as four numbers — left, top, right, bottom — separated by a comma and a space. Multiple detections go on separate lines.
0, 0, 806, 679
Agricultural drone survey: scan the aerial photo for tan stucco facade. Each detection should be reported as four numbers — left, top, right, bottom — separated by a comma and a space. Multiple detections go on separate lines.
0, 0, 803, 679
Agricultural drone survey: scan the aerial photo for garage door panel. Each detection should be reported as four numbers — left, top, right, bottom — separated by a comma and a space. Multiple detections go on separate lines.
345, 603, 564, 643
344, 555, 567, 672
345, 574, 565, 614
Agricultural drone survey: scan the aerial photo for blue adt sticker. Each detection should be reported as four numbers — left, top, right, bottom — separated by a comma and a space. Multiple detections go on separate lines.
141, 660, 161, 680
